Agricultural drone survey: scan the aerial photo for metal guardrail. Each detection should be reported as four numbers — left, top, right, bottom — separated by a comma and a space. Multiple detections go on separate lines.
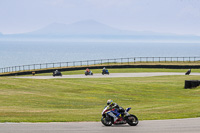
0, 57, 200, 73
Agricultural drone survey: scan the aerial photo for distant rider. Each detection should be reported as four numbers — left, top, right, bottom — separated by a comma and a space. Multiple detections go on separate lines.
106, 99, 121, 124
102, 67, 106, 73
86, 68, 90, 72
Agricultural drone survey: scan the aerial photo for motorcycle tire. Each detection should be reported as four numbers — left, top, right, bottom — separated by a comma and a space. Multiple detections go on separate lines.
101, 116, 112, 126
126, 115, 138, 126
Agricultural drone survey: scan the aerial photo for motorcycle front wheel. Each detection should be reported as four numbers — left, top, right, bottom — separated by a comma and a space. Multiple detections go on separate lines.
126, 115, 139, 126
101, 116, 112, 126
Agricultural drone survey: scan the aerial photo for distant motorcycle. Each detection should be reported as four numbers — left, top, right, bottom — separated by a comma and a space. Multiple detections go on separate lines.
53, 70, 62, 77
102, 70, 109, 75
101, 106, 138, 126
85, 71, 93, 76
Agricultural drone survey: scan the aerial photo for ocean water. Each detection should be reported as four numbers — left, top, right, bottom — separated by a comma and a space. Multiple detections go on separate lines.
0, 41, 200, 68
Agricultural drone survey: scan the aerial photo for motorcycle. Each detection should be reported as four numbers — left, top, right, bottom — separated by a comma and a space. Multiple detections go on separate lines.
53, 70, 62, 77
85, 71, 93, 76
102, 69, 109, 75
101, 106, 138, 126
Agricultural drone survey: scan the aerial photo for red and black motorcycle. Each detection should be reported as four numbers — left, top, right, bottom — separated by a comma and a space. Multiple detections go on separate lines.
101, 106, 139, 126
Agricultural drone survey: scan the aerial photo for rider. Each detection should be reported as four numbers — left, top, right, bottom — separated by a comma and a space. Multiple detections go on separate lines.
86, 68, 90, 72
102, 67, 107, 73
106, 99, 121, 123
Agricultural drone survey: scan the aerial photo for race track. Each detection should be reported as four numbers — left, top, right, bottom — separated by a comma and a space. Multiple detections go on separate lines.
16, 72, 200, 79
1, 118, 200, 133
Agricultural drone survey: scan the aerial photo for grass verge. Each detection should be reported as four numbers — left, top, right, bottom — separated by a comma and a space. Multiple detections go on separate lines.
0, 68, 200, 122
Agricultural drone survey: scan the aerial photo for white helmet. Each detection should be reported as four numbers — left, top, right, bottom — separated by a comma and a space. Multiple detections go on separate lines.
107, 99, 113, 105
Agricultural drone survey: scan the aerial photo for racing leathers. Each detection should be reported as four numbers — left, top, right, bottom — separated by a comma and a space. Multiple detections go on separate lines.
106, 102, 121, 123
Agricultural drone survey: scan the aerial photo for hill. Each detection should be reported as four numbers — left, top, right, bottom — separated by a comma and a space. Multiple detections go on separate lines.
0, 20, 200, 42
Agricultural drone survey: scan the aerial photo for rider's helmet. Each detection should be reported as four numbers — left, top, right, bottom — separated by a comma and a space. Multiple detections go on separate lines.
107, 99, 113, 105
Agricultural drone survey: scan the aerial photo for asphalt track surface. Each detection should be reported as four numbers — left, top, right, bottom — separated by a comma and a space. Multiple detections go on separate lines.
16, 72, 200, 79
1, 118, 200, 133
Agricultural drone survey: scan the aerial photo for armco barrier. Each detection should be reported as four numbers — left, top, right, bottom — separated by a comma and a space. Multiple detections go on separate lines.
0, 56, 200, 76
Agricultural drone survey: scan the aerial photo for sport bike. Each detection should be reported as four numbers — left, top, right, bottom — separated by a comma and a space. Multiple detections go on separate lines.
101, 106, 139, 126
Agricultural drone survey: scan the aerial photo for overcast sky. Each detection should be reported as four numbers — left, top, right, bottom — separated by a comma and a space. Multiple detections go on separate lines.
0, 0, 200, 35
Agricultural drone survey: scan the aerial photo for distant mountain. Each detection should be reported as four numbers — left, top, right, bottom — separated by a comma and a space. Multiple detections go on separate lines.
27, 20, 168, 36
28, 20, 123, 35
1, 20, 200, 42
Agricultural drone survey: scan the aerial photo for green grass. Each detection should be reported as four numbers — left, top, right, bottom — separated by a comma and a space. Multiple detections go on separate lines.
0, 68, 200, 122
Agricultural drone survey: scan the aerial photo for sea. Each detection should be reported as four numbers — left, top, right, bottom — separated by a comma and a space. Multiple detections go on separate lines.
0, 41, 200, 68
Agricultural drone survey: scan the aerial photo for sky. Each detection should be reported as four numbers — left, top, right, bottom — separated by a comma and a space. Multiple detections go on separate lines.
0, 0, 200, 35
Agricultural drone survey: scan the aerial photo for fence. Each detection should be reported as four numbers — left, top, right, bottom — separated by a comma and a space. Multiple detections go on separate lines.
0, 57, 200, 73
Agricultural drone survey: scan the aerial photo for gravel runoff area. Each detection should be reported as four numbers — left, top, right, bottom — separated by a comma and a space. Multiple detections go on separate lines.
1, 118, 200, 133
15, 72, 200, 79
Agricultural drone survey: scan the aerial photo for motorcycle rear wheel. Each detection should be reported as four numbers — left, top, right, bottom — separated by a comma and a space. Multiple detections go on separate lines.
126, 115, 138, 126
